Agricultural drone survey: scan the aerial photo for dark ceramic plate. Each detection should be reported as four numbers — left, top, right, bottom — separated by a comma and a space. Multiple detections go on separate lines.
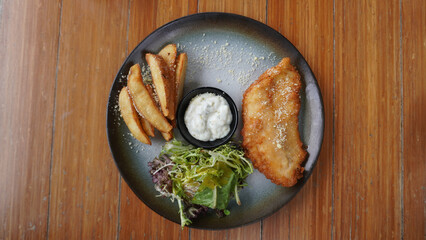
107, 12, 324, 229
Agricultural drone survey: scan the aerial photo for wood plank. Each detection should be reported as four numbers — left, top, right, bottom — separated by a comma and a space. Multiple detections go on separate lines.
262, 206, 290, 240
47, 0, 129, 238
191, 1, 266, 239
198, 0, 266, 22
119, 186, 187, 239
126, 0, 198, 51
117, 1, 196, 239
401, 0, 426, 238
189, 229, 227, 240
265, 0, 334, 239
334, 0, 401, 239
0, 0, 60, 238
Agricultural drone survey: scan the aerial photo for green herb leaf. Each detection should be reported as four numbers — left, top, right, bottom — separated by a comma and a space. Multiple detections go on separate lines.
192, 165, 237, 210
155, 139, 253, 227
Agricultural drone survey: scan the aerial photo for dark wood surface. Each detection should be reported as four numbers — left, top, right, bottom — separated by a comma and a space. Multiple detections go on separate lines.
0, 0, 424, 239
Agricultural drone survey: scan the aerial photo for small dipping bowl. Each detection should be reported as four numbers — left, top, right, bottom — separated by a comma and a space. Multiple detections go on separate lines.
176, 87, 238, 149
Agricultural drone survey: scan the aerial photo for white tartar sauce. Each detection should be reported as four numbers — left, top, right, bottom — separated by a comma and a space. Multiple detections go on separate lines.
184, 93, 232, 141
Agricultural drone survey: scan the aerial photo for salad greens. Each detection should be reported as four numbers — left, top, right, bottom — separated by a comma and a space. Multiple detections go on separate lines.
148, 139, 253, 228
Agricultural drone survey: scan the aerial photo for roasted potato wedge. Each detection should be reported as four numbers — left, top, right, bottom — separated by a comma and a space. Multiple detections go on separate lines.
145, 53, 175, 120
158, 44, 177, 72
175, 53, 188, 107
158, 44, 178, 118
138, 115, 155, 137
118, 87, 151, 145
161, 131, 173, 141
127, 64, 172, 133
145, 84, 157, 103
146, 84, 174, 141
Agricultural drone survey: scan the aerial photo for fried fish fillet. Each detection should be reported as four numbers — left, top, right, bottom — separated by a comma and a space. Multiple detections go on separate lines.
242, 58, 307, 187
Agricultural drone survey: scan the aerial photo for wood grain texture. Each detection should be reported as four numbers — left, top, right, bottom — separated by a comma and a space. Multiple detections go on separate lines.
265, 1, 334, 239
0, 0, 61, 239
117, 1, 196, 239
2, 0, 425, 239
262, 207, 290, 240
198, 0, 266, 23
335, 0, 401, 239
401, 0, 426, 238
119, 186, 188, 240
47, 0, 128, 238
191, 1, 266, 238
126, 0, 198, 52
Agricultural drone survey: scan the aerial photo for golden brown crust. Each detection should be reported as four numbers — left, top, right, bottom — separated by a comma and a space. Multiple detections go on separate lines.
145, 53, 175, 120
118, 87, 151, 145
158, 44, 178, 120
146, 83, 174, 141
241, 58, 307, 187
175, 53, 188, 108
138, 114, 155, 137
127, 64, 172, 133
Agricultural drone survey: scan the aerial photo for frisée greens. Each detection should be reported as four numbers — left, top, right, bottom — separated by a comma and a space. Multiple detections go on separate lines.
148, 139, 253, 228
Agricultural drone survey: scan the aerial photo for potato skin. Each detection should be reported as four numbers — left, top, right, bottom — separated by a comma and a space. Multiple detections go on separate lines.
146, 53, 175, 120
118, 87, 151, 145
127, 64, 172, 133
175, 53, 188, 107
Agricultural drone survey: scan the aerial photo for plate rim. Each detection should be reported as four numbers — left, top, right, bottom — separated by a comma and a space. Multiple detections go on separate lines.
106, 12, 325, 230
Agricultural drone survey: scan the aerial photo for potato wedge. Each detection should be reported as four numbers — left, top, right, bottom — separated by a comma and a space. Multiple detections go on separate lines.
171, 119, 177, 128
161, 131, 173, 141
175, 53, 188, 108
146, 84, 174, 141
158, 44, 178, 118
158, 44, 177, 71
118, 87, 151, 145
127, 64, 172, 133
138, 115, 155, 137
146, 53, 175, 120
145, 83, 157, 103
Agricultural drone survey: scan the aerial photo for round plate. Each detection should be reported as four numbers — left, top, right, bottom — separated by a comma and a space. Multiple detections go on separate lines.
107, 12, 324, 229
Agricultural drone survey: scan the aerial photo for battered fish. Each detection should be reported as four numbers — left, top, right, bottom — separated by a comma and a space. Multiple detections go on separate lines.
242, 58, 307, 187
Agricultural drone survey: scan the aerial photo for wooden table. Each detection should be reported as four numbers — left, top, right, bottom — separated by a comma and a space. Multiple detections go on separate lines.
1, 0, 424, 239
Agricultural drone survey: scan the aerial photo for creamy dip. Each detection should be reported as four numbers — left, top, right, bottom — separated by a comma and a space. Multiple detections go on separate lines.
184, 93, 232, 141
